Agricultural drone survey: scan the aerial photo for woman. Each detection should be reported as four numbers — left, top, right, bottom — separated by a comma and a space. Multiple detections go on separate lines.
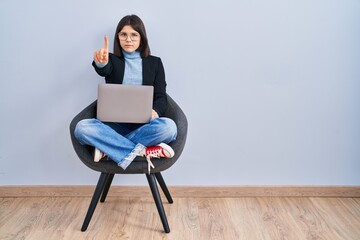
74, 15, 177, 173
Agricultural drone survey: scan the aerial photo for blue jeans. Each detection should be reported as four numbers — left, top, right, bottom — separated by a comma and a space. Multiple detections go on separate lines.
74, 118, 177, 169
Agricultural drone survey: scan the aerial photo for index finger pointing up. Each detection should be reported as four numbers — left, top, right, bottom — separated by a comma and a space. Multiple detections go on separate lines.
104, 35, 109, 50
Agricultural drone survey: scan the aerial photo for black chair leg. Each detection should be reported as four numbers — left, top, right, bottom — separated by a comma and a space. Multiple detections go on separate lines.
155, 172, 173, 204
81, 172, 108, 232
100, 174, 114, 203
146, 173, 170, 233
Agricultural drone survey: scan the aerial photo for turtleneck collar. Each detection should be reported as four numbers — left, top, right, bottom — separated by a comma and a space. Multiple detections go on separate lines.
122, 50, 141, 59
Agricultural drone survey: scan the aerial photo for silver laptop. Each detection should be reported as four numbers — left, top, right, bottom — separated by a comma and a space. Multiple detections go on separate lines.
97, 84, 154, 123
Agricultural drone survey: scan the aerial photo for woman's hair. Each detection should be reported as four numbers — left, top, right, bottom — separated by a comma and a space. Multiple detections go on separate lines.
114, 15, 151, 57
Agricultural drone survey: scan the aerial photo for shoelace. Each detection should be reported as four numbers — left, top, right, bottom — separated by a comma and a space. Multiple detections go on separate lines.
145, 147, 165, 174
146, 155, 156, 174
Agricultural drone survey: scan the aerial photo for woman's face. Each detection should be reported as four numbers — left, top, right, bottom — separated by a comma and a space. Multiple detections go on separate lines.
118, 25, 141, 53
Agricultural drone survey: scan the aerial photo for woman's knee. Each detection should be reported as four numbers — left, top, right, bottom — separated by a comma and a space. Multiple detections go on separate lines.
74, 119, 99, 140
157, 117, 178, 141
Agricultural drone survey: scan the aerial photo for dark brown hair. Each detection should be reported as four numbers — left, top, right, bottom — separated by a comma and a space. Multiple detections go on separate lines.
113, 15, 150, 57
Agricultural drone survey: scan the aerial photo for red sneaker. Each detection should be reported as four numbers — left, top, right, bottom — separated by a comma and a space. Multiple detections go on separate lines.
142, 143, 175, 174
145, 143, 175, 158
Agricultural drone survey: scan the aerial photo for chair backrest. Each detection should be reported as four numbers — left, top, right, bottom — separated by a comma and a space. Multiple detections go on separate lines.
70, 95, 188, 174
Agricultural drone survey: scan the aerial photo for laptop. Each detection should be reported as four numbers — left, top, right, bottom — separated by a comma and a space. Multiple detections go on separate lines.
97, 84, 154, 123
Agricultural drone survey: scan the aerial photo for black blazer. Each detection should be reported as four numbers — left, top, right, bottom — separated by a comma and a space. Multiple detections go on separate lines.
92, 53, 168, 116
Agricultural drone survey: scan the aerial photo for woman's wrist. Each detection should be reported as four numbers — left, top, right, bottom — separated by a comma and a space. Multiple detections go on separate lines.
94, 60, 108, 68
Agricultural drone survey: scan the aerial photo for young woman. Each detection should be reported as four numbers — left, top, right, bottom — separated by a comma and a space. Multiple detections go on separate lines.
74, 15, 177, 173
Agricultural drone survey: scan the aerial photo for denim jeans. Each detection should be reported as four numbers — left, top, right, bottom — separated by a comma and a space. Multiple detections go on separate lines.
74, 117, 177, 169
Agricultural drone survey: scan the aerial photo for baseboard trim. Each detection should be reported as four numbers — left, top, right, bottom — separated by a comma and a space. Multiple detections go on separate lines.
1, 185, 359, 198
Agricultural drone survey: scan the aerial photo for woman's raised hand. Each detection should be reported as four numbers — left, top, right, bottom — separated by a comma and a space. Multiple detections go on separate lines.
94, 35, 109, 64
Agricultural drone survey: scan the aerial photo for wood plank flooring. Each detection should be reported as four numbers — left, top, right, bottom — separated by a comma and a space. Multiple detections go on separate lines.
0, 196, 359, 240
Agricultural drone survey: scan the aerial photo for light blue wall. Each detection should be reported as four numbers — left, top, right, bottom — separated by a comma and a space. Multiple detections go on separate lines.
1, 0, 359, 185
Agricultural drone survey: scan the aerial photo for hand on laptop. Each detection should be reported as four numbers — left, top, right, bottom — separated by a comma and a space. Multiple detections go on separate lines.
94, 35, 109, 65
152, 109, 159, 119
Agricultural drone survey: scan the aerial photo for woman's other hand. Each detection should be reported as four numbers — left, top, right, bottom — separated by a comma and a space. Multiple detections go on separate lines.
152, 109, 159, 119
94, 35, 109, 64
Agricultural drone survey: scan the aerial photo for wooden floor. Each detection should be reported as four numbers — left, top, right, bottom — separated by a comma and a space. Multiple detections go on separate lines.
0, 196, 359, 240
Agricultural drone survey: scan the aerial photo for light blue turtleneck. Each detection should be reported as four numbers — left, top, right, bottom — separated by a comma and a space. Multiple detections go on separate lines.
122, 51, 143, 85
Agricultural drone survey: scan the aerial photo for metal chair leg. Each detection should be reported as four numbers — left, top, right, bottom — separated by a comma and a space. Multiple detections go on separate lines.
81, 172, 108, 232
100, 174, 114, 203
155, 172, 173, 204
146, 173, 170, 233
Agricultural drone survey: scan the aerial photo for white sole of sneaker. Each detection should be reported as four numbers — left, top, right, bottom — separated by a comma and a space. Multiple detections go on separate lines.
94, 148, 103, 162
158, 143, 175, 158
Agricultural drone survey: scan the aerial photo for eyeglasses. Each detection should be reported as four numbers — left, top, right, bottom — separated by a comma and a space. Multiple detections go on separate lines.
118, 32, 140, 41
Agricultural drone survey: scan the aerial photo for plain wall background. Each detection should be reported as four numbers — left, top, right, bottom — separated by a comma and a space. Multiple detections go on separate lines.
0, 0, 359, 186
